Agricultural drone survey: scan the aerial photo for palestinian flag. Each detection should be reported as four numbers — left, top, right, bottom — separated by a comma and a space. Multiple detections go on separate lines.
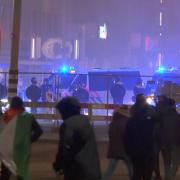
0, 111, 33, 180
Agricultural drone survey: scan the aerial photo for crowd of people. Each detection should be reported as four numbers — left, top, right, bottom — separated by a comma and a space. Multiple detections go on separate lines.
103, 94, 180, 180
110, 77, 159, 105
0, 93, 180, 180
0, 76, 91, 104
0, 77, 52, 104
0, 76, 156, 107
0, 96, 101, 180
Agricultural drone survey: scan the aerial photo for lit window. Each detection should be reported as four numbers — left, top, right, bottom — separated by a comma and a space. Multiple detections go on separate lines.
99, 23, 107, 39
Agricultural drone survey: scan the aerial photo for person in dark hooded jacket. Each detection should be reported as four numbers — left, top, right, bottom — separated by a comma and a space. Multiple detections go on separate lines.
53, 97, 101, 180
126, 94, 157, 180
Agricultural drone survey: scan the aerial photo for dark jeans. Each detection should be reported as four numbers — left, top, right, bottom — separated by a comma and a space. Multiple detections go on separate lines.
153, 150, 161, 179
63, 160, 86, 180
131, 155, 154, 180
161, 148, 171, 180
1, 163, 23, 180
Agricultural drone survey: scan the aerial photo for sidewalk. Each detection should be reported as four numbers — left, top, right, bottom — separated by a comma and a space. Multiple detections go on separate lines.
30, 140, 130, 180
35, 120, 180, 180
39, 120, 109, 141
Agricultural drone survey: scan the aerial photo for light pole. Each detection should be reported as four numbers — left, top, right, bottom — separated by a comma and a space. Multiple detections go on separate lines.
8, 0, 22, 100
80, 24, 86, 61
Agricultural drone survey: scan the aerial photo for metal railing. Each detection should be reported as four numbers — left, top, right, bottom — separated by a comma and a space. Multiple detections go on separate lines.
23, 101, 129, 122
1, 71, 180, 105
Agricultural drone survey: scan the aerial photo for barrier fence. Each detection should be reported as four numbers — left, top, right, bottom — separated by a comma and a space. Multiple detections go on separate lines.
1, 71, 180, 106
23, 102, 130, 122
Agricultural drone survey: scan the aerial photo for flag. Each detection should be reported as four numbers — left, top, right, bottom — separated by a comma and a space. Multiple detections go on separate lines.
0, 112, 33, 180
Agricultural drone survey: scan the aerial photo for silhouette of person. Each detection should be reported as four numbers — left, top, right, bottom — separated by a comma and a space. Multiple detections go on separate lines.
26, 77, 41, 113
72, 83, 89, 103
132, 79, 145, 102
102, 107, 133, 180
110, 77, 126, 105
41, 78, 51, 102
0, 96, 42, 180
126, 94, 157, 180
53, 97, 101, 180
158, 98, 180, 180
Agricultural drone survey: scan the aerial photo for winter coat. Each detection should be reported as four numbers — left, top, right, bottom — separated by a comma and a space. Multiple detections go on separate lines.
26, 85, 41, 102
159, 109, 180, 148
107, 116, 128, 159
53, 114, 101, 180
126, 105, 157, 157
110, 83, 126, 99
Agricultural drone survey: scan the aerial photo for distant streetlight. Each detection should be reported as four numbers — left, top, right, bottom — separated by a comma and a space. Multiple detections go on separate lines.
8, 0, 22, 100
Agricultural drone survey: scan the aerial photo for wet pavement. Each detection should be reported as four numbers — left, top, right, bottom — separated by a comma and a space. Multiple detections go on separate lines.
29, 121, 180, 179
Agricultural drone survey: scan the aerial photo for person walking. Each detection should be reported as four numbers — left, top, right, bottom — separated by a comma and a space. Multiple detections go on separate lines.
102, 107, 133, 180
152, 95, 169, 180
53, 96, 101, 180
0, 96, 43, 180
159, 98, 180, 180
126, 94, 157, 180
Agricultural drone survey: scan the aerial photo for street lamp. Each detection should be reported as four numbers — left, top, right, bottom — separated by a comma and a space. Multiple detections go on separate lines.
8, 0, 22, 100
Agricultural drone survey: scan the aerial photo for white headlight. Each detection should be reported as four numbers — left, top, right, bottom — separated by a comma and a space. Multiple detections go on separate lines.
1, 99, 8, 103
146, 97, 153, 105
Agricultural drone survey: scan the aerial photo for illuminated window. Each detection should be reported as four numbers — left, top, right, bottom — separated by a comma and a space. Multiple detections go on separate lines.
99, 23, 107, 39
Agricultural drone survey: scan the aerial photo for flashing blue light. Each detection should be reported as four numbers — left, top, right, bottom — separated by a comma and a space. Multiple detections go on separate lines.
157, 66, 166, 74
58, 65, 76, 74
59, 65, 69, 73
